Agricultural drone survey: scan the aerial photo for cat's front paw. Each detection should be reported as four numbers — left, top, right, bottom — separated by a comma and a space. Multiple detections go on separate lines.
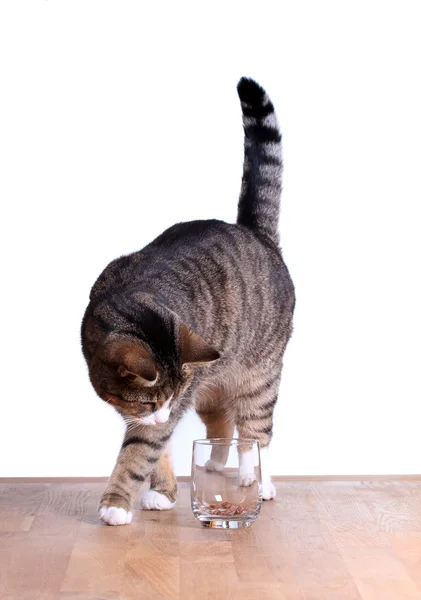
141, 490, 176, 510
99, 505, 133, 526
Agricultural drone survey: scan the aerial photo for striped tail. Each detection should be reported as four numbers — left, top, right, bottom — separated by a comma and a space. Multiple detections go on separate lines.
236, 78, 283, 246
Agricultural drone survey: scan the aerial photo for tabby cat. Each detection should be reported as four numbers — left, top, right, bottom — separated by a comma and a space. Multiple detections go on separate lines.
81, 78, 295, 525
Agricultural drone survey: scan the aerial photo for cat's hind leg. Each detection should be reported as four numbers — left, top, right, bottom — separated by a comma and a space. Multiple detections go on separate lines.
236, 380, 279, 500
197, 410, 235, 472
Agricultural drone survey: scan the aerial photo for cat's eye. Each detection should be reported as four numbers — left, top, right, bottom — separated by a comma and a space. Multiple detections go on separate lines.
143, 403, 155, 411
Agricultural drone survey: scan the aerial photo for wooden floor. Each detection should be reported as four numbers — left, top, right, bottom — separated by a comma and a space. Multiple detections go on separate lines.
1, 480, 421, 599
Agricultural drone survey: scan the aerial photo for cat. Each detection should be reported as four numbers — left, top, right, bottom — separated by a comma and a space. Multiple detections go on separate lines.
81, 77, 295, 525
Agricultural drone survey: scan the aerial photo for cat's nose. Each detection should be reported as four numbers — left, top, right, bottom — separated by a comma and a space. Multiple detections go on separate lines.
154, 412, 169, 424
154, 406, 171, 424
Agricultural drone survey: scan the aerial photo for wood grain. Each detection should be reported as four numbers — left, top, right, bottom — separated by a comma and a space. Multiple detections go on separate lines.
1, 480, 421, 599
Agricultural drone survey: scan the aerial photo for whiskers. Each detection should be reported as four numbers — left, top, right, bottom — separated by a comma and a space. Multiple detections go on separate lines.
121, 415, 141, 434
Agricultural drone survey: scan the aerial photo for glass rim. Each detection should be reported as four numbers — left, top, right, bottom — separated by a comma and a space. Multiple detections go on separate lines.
193, 437, 259, 446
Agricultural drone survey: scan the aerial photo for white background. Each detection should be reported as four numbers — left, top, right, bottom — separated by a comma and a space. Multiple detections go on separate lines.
1, 1, 420, 477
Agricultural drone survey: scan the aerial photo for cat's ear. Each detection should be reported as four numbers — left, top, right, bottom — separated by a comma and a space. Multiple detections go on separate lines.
104, 339, 158, 386
179, 322, 220, 367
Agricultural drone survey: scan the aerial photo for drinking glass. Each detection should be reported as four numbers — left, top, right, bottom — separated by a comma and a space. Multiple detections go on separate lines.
191, 438, 262, 528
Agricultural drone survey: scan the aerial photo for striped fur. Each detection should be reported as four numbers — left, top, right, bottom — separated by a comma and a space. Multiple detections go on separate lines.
237, 77, 283, 245
81, 78, 295, 523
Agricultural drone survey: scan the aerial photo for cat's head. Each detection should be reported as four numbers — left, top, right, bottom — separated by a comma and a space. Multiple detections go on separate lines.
87, 323, 220, 425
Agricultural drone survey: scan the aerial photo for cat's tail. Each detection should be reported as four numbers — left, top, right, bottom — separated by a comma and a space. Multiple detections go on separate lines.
236, 78, 282, 246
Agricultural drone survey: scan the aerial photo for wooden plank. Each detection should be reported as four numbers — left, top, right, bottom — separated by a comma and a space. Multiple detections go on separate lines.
60, 518, 130, 595
389, 532, 421, 593
341, 547, 421, 600
1, 474, 421, 483
0, 480, 420, 598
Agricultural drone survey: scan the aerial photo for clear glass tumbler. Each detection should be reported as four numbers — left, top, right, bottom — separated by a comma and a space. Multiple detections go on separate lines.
191, 438, 262, 528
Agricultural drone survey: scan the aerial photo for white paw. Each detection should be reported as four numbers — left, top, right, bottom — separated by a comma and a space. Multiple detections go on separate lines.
239, 472, 257, 487
141, 490, 176, 510
205, 459, 225, 472
99, 506, 133, 526
261, 480, 276, 500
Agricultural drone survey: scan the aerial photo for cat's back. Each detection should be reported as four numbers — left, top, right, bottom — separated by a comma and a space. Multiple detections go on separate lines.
89, 219, 294, 326
150, 219, 292, 291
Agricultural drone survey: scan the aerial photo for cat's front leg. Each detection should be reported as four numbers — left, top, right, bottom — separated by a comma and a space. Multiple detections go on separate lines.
99, 426, 173, 526
140, 451, 177, 510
